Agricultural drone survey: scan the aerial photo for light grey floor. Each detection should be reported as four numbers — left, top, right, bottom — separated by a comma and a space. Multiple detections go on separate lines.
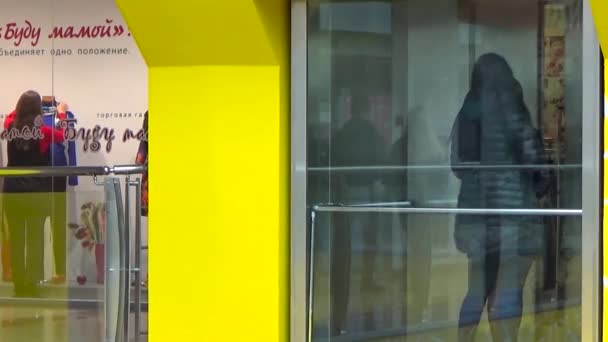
0, 306, 148, 342
0, 280, 148, 341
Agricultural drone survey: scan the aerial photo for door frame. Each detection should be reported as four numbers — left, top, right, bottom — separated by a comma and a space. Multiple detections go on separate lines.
291, 1, 308, 341
581, 1, 602, 340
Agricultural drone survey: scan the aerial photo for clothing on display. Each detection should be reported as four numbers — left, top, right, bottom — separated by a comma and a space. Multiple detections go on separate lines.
136, 111, 148, 216
40, 106, 78, 187
42, 107, 78, 280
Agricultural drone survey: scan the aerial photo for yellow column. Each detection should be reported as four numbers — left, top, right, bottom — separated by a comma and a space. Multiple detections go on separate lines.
115, 1, 289, 341
590, 0, 607, 339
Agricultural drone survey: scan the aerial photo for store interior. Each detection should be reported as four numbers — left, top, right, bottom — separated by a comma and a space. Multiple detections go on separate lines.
307, 0, 584, 340
0, 0, 148, 340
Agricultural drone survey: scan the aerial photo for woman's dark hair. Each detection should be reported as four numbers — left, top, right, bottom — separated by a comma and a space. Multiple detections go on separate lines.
470, 53, 516, 95
351, 92, 370, 118
451, 53, 529, 171
14, 90, 42, 130
472, 53, 529, 124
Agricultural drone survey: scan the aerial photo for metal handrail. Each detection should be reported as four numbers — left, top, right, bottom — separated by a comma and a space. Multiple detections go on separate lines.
0, 164, 146, 342
307, 163, 581, 173
307, 202, 582, 339
0, 164, 146, 177
312, 204, 583, 216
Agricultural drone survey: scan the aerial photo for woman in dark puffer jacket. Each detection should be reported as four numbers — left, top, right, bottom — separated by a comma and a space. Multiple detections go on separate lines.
450, 53, 548, 341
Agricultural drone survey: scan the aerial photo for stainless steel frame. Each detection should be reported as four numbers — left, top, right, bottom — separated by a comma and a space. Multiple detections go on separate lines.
104, 177, 128, 342
308, 164, 582, 172
131, 177, 144, 342
123, 175, 132, 342
581, 1, 601, 340
291, 0, 308, 341
290, 1, 601, 341
0, 165, 146, 177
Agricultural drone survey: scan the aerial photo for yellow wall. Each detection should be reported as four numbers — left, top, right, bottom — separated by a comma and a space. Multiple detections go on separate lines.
113, 0, 608, 340
115, 1, 290, 341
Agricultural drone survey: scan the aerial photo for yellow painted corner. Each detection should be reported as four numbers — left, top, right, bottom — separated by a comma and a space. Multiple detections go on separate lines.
148, 65, 289, 341
591, 1, 608, 53
115, 0, 279, 66
116, 0, 291, 340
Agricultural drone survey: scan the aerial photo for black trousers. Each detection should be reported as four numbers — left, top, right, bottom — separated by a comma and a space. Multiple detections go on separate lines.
4, 193, 51, 296
329, 184, 382, 335
330, 212, 380, 335
330, 211, 351, 335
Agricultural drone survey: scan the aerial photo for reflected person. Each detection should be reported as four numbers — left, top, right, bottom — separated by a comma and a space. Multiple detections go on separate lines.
330, 92, 386, 335
384, 114, 409, 326
450, 53, 547, 341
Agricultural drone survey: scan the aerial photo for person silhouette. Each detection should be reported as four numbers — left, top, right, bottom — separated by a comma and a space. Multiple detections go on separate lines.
450, 53, 547, 341
329, 92, 386, 335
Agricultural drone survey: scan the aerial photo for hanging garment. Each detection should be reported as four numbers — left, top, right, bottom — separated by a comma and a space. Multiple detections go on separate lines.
41, 111, 78, 187
136, 112, 148, 216
41, 109, 77, 281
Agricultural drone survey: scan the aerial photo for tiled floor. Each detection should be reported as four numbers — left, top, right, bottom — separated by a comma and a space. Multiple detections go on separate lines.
309, 251, 582, 341
0, 280, 147, 342
0, 306, 147, 342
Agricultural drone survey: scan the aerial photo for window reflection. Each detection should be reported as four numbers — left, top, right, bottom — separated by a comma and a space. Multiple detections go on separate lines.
451, 53, 547, 341
307, 0, 583, 341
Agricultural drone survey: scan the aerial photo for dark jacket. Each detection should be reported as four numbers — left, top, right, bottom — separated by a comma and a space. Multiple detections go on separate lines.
384, 134, 407, 200
330, 117, 386, 201
4, 128, 53, 193
451, 85, 546, 257
2, 119, 66, 193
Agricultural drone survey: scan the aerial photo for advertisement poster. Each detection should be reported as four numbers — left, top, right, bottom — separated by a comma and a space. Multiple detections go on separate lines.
0, 0, 148, 289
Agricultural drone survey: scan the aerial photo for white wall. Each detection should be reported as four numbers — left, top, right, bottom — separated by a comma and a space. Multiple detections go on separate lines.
0, 0, 148, 285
